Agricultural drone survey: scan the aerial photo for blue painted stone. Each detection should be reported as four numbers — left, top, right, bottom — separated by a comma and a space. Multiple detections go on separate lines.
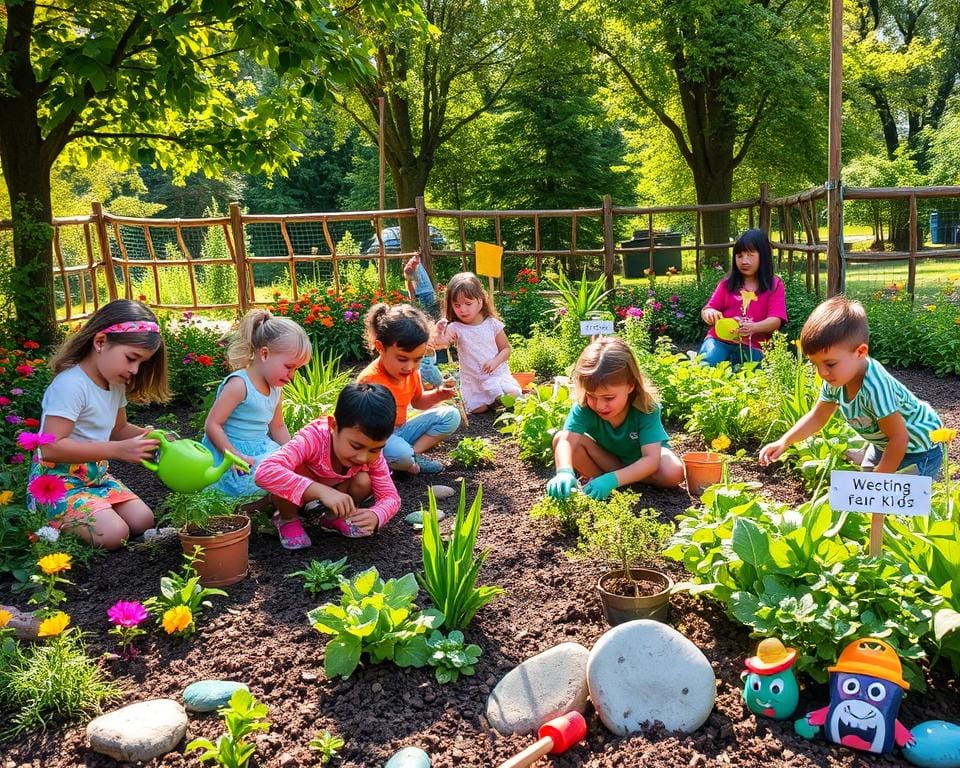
384, 746, 431, 768
182, 680, 249, 712
903, 721, 960, 768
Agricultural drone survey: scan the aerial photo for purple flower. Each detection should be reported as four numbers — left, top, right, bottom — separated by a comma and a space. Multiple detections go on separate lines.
9, 454, 25, 464
107, 601, 149, 628
675, 311, 685, 319
670, 294, 680, 303
652, 302, 663, 311
5, 414, 22, 425
10, 388, 23, 396
647, 289, 656, 298
557, 307, 568, 316
626, 307, 644, 319
182, 311, 193, 321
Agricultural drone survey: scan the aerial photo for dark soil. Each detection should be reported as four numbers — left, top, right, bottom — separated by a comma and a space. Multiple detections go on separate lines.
2, 366, 959, 768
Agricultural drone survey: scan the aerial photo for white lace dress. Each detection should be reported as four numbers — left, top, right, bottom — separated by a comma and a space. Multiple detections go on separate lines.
443, 317, 521, 412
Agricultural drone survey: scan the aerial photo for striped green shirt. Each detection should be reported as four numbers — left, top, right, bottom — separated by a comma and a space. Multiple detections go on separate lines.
819, 357, 942, 452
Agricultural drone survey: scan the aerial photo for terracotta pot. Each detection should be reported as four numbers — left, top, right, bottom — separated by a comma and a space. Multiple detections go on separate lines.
597, 568, 673, 626
682, 451, 723, 497
178, 515, 250, 587
512, 371, 535, 391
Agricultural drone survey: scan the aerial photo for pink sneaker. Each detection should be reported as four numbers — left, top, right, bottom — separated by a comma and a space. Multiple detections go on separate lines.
273, 515, 311, 550
318, 512, 368, 538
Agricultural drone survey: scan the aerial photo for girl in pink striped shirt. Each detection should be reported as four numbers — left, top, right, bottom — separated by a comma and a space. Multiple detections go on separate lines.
255, 384, 400, 547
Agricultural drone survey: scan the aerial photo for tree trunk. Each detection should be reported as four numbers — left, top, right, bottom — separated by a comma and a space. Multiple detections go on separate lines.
691, 167, 734, 269
391, 159, 432, 253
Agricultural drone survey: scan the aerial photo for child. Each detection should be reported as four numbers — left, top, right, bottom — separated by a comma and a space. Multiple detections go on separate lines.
201, 309, 311, 500
547, 336, 684, 501
436, 271, 521, 414
697, 228, 787, 366
759, 296, 943, 478
255, 383, 401, 544
31, 300, 169, 550
403, 252, 444, 388
357, 303, 460, 474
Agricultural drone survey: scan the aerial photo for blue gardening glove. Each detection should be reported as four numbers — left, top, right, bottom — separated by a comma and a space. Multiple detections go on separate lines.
547, 468, 579, 500
583, 472, 619, 501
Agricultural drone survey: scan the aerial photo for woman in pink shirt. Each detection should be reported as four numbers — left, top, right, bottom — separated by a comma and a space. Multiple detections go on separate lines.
697, 229, 787, 366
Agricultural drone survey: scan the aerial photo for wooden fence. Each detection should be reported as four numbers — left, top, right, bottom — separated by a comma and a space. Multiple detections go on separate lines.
2, 184, 960, 323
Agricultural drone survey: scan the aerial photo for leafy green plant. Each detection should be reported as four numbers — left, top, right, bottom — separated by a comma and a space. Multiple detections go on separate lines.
495, 383, 572, 466
528, 493, 592, 536
501, 267, 553, 336
418, 482, 504, 631
576, 491, 673, 596
307, 567, 443, 679
509, 327, 572, 378
309, 729, 345, 764
548, 267, 611, 321
144, 548, 227, 630
282, 346, 351, 433
449, 437, 495, 468
160, 316, 229, 405
187, 688, 270, 768
286, 557, 349, 595
158, 488, 253, 533
425, 629, 482, 684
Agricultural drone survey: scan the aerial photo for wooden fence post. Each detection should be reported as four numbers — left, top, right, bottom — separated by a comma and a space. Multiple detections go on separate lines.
759, 184, 770, 233
416, 196, 434, 281
91, 202, 119, 302
602, 195, 615, 291
229, 202, 251, 313
907, 194, 918, 303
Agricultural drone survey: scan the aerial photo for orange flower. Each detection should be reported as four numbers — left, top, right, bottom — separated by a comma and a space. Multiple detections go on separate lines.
162, 605, 193, 635
38, 611, 70, 638
321, 317, 334, 328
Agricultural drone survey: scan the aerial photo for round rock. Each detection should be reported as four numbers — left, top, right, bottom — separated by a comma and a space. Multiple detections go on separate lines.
385, 746, 431, 768
429, 485, 456, 500
87, 699, 188, 762
587, 620, 715, 736
486, 642, 590, 735
183, 680, 249, 712
903, 721, 960, 768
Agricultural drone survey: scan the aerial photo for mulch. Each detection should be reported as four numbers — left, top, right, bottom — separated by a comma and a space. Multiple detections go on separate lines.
2, 365, 959, 768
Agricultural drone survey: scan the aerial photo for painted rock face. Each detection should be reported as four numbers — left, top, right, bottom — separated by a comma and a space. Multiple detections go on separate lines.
824, 672, 903, 754
742, 670, 799, 720
902, 721, 960, 768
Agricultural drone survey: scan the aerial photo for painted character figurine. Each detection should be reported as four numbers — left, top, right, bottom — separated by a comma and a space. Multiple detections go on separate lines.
741, 638, 799, 720
795, 637, 915, 755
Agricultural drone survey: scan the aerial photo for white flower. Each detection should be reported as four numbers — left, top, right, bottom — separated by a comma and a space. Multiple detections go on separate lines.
34, 525, 60, 542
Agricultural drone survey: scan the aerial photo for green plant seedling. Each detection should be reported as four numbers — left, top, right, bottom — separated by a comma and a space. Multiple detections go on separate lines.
144, 547, 227, 635
159, 488, 256, 534
286, 557, 349, 595
187, 688, 270, 768
494, 383, 572, 466
425, 629, 482, 684
309, 729, 345, 764
449, 437, 495, 468
528, 493, 593, 535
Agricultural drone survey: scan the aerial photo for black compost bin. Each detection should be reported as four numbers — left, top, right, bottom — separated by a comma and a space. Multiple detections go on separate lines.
621, 231, 682, 277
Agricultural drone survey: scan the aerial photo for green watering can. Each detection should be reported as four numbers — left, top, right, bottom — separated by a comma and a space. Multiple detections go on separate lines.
141, 431, 250, 494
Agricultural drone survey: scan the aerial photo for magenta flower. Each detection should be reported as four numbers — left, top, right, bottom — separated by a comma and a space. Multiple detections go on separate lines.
15, 364, 34, 377
9, 454, 25, 464
626, 307, 644, 319
108, 601, 149, 628
28, 474, 68, 506
652, 302, 663, 311
17, 432, 57, 451
0, 396, 9, 406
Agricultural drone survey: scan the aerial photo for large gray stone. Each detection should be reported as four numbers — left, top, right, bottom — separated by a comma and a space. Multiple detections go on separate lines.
87, 699, 188, 762
385, 746, 431, 768
183, 680, 249, 712
587, 620, 715, 736
486, 642, 590, 735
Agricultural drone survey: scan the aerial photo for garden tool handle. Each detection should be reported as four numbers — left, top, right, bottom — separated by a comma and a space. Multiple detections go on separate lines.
496, 735, 555, 768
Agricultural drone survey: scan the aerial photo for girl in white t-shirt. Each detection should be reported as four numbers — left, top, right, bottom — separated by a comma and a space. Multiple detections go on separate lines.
436, 272, 521, 414
31, 300, 169, 549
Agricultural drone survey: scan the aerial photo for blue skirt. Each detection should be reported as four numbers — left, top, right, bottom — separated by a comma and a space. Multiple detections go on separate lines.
200, 435, 280, 497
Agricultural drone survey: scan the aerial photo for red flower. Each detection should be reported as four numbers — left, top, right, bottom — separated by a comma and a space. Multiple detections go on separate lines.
22, 418, 40, 428
138, 294, 147, 302
292, 304, 301, 313
197, 355, 213, 367
15, 364, 34, 377
23, 341, 39, 350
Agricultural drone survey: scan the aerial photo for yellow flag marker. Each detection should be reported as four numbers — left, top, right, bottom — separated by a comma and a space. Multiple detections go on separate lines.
475, 241, 503, 278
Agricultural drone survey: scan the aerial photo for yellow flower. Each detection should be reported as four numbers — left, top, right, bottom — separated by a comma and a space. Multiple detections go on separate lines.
37, 552, 71, 575
162, 605, 193, 635
925, 304, 937, 312
793, 339, 803, 350
0, 490, 12, 506
930, 428, 957, 444
955, 317, 960, 326
37, 611, 70, 638
711, 435, 732, 452
0, 608, 12, 629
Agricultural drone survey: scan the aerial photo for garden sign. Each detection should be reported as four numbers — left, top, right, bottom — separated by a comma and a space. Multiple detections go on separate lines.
828, 470, 932, 555
475, 241, 503, 295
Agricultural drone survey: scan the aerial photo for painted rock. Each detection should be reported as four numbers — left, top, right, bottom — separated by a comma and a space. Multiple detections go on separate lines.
429, 485, 456, 500
404, 510, 445, 526
384, 746, 431, 768
183, 680, 249, 712
903, 721, 960, 768
87, 699, 188, 762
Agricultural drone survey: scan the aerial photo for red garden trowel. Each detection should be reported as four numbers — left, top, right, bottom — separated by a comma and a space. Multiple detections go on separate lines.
497, 711, 587, 768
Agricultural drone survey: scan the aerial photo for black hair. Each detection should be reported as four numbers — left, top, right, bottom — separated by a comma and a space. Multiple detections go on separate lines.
333, 383, 396, 442
725, 228, 776, 294
364, 303, 431, 352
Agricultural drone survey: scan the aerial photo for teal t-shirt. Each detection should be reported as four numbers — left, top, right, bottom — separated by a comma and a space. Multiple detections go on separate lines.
562, 402, 670, 464
818, 357, 941, 452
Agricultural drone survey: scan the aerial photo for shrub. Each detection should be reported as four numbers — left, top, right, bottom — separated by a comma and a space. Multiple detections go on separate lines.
500, 268, 553, 336
281, 347, 351, 433
161, 315, 230, 405
495, 382, 573, 466
449, 437, 495, 468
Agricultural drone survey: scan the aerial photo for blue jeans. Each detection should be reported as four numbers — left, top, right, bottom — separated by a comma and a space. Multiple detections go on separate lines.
863, 443, 944, 479
697, 336, 763, 366
384, 406, 461, 468
419, 351, 443, 388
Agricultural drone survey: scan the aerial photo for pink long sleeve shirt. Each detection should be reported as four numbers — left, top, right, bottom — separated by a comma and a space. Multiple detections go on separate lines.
704, 276, 787, 350
254, 418, 400, 528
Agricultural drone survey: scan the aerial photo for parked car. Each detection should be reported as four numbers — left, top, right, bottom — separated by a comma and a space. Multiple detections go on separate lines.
362, 225, 448, 255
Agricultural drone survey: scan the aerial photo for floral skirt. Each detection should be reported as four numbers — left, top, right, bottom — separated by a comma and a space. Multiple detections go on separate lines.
29, 460, 137, 526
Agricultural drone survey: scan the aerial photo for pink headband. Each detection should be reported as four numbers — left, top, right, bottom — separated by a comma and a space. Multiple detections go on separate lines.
102, 321, 160, 334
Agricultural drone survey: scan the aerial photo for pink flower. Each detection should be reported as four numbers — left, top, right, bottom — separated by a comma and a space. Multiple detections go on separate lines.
8, 454, 25, 464
15, 364, 34, 377
9, 388, 23, 396
0, 396, 9, 406
28, 474, 68, 506
107, 601, 149, 628
17, 432, 57, 451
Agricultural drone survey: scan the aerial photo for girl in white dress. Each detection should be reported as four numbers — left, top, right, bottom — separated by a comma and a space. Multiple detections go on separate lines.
436, 272, 521, 414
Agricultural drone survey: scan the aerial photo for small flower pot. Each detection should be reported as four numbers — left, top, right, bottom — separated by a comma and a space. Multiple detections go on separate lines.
178, 515, 251, 587
682, 451, 723, 497
512, 371, 535, 391
597, 567, 673, 626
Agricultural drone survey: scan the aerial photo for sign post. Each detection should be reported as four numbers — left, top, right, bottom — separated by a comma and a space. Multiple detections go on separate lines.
828, 470, 932, 555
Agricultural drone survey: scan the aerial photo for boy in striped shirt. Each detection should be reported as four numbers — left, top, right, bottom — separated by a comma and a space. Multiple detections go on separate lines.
760, 296, 943, 478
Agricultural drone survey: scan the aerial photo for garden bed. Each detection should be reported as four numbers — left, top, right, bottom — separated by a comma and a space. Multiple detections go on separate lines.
2, 366, 959, 768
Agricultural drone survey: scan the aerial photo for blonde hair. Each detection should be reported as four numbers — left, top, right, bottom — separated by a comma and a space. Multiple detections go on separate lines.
51, 299, 169, 403
443, 272, 500, 322
227, 309, 311, 369
799, 296, 869, 356
572, 337, 658, 413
